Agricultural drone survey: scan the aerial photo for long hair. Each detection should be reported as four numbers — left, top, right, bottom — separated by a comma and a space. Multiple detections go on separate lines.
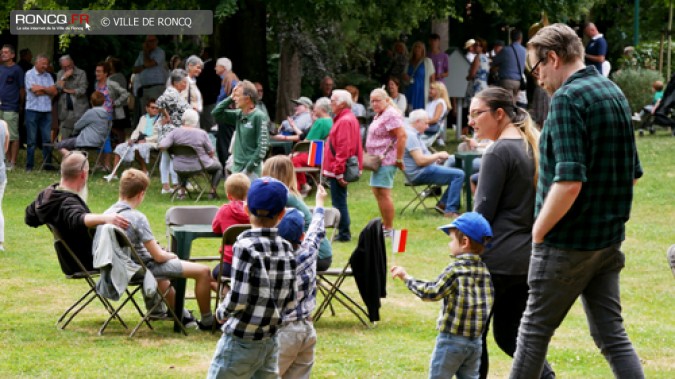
262, 155, 300, 196
474, 87, 540, 184
431, 81, 452, 111
409, 41, 426, 65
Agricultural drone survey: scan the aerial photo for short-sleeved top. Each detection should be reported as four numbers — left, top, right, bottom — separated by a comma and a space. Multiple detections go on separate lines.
104, 201, 155, 263
492, 42, 526, 81
134, 47, 167, 87
403, 126, 430, 181
537, 66, 643, 251
428, 52, 449, 81
585, 35, 608, 73
0, 64, 25, 111
156, 86, 189, 139
365, 105, 403, 166
305, 117, 332, 141
159, 127, 217, 171
24, 67, 54, 112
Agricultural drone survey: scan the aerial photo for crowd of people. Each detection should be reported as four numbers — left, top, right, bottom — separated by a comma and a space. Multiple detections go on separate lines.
9, 20, 649, 379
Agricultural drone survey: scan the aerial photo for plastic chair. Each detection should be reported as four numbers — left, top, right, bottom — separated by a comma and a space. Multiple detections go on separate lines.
164, 205, 220, 256
213, 224, 251, 333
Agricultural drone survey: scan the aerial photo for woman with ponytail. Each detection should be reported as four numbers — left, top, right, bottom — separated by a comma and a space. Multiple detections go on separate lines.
365, 88, 406, 237
469, 87, 555, 379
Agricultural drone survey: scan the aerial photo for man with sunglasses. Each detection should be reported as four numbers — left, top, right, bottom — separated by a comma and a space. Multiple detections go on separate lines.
509, 24, 644, 378
25, 152, 129, 275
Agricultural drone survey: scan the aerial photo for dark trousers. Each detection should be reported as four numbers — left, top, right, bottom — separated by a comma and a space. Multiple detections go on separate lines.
216, 122, 235, 171
479, 274, 555, 379
329, 178, 350, 239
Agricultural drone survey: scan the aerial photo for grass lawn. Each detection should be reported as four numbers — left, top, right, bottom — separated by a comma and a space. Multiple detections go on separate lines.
0, 131, 673, 378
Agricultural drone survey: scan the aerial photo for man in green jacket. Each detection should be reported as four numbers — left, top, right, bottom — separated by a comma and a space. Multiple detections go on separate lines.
212, 80, 269, 178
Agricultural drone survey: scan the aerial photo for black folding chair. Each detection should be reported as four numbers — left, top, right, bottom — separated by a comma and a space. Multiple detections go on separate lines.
98, 226, 187, 337
213, 224, 251, 333
399, 170, 441, 215
167, 144, 219, 202
46, 224, 126, 331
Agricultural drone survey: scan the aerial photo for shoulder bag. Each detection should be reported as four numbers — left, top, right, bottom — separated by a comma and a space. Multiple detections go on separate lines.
512, 46, 527, 90
362, 139, 394, 172
329, 135, 361, 183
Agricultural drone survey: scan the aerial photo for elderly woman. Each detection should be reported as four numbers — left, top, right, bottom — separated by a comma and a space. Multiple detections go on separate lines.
156, 69, 190, 194
404, 41, 435, 110
387, 76, 407, 114
365, 88, 406, 236
183, 55, 203, 113
159, 109, 222, 200
468, 87, 554, 379
107, 97, 160, 177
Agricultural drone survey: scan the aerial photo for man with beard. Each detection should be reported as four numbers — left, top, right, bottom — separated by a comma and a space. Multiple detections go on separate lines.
25, 152, 129, 275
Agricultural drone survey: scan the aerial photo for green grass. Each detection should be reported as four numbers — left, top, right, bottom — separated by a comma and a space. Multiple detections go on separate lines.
0, 131, 673, 378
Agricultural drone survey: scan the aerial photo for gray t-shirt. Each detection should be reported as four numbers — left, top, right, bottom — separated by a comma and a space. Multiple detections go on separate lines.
474, 139, 536, 275
104, 201, 155, 263
403, 126, 430, 181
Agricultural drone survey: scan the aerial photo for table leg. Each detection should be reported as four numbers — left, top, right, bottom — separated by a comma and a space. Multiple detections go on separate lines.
171, 233, 192, 332
463, 158, 475, 211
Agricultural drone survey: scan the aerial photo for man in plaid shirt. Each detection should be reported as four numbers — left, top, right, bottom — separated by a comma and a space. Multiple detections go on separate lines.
208, 177, 297, 379
510, 24, 644, 378
391, 212, 494, 379
276, 186, 327, 379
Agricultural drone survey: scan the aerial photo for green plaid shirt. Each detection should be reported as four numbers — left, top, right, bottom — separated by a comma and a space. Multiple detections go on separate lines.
405, 254, 493, 338
536, 66, 643, 250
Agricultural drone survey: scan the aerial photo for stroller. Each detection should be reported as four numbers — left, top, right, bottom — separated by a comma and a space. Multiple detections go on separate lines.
639, 73, 675, 136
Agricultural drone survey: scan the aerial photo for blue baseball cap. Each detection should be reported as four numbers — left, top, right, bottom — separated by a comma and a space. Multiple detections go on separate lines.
277, 208, 304, 245
247, 177, 288, 218
438, 212, 493, 246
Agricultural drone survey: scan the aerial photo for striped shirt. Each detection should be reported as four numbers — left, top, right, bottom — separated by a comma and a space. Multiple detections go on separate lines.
283, 208, 325, 323
405, 253, 493, 338
217, 228, 297, 340
24, 67, 54, 112
537, 66, 643, 250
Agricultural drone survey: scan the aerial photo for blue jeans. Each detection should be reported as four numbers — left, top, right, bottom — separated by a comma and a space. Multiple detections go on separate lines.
25, 110, 52, 169
510, 243, 644, 379
429, 332, 481, 379
329, 177, 350, 239
207, 333, 279, 379
412, 164, 465, 213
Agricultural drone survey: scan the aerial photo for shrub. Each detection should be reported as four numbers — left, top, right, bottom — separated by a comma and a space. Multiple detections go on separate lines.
611, 68, 663, 113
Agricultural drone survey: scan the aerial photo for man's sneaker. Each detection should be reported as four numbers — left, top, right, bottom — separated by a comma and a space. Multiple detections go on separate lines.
434, 205, 445, 215
182, 312, 198, 328
197, 320, 214, 331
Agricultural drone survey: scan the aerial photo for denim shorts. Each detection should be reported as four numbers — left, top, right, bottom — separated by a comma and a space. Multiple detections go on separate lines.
369, 165, 397, 189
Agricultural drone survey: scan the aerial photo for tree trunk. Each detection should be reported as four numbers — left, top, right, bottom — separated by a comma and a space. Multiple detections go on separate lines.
431, 18, 449, 53
275, 37, 301, 123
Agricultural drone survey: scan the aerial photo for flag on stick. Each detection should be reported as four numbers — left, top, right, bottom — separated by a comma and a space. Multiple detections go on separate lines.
308, 140, 323, 167
392, 229, 408, 254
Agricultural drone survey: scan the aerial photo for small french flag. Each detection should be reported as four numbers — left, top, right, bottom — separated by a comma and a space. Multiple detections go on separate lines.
307, 140, 324, 167
392, 229, 408, 253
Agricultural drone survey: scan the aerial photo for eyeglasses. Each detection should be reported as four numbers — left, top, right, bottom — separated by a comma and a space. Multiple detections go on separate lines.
468, 109, 491, 120
529, 57, 546, 78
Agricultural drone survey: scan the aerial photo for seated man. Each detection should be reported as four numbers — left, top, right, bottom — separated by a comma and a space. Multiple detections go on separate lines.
105, 168, 215, 330
56, 91, 110, 156
277, 97, 313, 137
403, 109, 465, 218
25, 152, 129, 275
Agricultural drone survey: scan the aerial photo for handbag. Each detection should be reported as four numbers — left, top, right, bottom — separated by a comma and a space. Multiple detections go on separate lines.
512, 46, 527, 90
362, 140, 394, 172
329, 135, 361, 183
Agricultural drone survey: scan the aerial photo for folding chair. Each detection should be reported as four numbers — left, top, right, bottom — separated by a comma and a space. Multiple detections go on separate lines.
420, 111, 448, 148
314, 218, 385, 328
293, 141, 321, 189
213, 224, 251, 333
167, 144, 219, 202
98, 226, 187, 337
399, 170, 442, 215
46, 224, 126, 331
85, 120, 114, 178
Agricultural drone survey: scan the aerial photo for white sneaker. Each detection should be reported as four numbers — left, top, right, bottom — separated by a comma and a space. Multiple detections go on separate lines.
185, 183, 196, 191
104, 174, 118, 181
161, 188, 174, 194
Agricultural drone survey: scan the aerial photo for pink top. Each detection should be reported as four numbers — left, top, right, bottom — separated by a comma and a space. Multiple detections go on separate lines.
366, 106, 403, 166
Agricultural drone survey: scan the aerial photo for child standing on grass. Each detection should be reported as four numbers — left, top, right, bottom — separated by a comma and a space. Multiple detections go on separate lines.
277, 186, 327, 379
391, 212, 494, 379
208, 177, 298, 379
211, 173, 251, 286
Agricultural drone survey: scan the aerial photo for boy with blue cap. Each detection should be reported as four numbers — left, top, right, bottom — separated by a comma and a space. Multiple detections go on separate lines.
391, 212, 494, 379
208, 177, 298, 379
276, 185, 327, 378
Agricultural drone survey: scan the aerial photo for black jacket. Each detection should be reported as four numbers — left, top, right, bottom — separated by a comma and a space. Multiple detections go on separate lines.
25, 184, 94, 275
350, 218, 387, 322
